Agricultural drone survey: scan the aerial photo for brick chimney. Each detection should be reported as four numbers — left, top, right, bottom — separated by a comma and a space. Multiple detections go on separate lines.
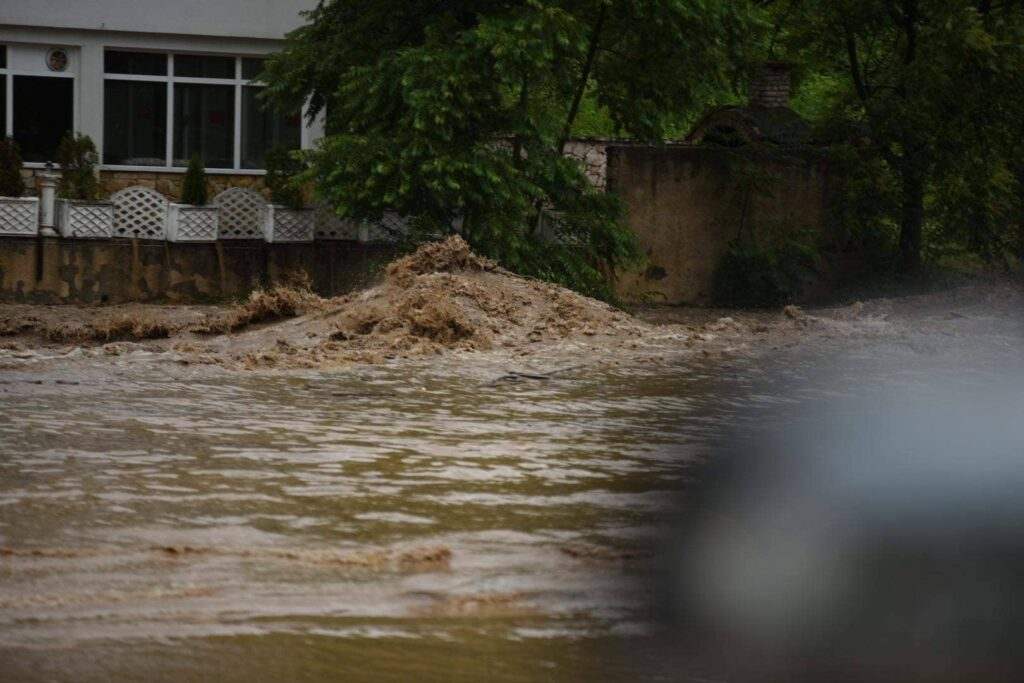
750, 62, 791, 108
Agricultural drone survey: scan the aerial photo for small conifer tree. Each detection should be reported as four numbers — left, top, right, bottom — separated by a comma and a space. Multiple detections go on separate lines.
181, 154, 208, 205
55, 133, 100, 200
0, 138, 26, 198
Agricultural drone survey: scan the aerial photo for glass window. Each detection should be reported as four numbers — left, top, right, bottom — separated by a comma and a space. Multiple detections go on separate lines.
104, 81, 167, 166
241, 86, 301, 169
242, 58, 266, 81
13, 76, 73, 163
0, 45, 6, 69
173, 83, 234, 168
104, 50, 167, 76
174, 54, 235, 79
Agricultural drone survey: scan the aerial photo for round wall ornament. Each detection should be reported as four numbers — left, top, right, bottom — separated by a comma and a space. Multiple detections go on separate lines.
46, 48, 69, 72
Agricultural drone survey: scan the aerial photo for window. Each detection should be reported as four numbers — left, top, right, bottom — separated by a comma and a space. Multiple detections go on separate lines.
14, 76, 73, 162
173, 84, 234, 168
102, 50, 302, 171
241, 86, 301, 169
105, 50, 166, 76
0, 47, 6, 143
241, 58, 265, 80
2, 45, 77, 165
104, 81, 166, 166
174, 54, 234, 79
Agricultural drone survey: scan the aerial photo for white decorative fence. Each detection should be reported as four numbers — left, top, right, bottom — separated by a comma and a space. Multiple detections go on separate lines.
0, 197, 40, 237
55, 200, 115, 239
9, 184, 397, 244
214, 187, 265, 239
166, 204, 219, 242
110, 186, 168, 240
264, 205, 315, 243
314, 206, 360, 240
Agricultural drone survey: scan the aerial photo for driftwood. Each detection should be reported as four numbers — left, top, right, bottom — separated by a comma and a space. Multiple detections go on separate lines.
488, 364, 585, 385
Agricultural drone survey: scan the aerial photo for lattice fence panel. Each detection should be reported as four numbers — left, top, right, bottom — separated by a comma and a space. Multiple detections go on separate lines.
214, 188, 265, 239
59, 202, 114, 238
167, 205, 219, 242
111, 186, 168, 239
267, 207, 314, 242
375, 211, 408, 241
313, 206, 360, 240
0, 198, 39, 236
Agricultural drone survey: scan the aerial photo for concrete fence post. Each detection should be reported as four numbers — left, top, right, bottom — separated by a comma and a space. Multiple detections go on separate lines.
37, 166, 60, 237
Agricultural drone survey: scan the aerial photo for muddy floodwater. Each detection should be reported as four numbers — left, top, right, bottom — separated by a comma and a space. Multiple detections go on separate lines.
0, 283, 1021, 681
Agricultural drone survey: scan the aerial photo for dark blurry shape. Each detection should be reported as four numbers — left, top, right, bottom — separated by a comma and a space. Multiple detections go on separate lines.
663, 377, 1024, 682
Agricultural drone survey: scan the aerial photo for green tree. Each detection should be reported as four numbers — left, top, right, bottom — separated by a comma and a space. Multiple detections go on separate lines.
768, 0, 1024, 274
0, 138, 26, 198
55, 133, 100, 201
181, 154, 208, 205
264, 0, 756, 298
264, 146, 306, 209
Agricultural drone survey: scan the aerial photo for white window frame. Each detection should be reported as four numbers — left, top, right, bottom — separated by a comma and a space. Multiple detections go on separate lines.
101, 49, 300, 175
0, 43, 79, 168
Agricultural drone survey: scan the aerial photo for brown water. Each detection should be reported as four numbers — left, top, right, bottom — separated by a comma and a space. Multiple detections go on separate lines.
1, 287, 1020, 682
0, 345, 740, 682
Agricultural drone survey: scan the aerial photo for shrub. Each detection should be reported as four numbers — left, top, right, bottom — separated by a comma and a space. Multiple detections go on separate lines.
712, 235, 818, 308
55, 133, 100, 200
264, 146, 305, 209
0, 138, 26, 197
181, 154, 208, 205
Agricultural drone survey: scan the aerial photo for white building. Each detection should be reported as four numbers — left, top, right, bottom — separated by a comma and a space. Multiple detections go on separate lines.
0, 0, 320, 177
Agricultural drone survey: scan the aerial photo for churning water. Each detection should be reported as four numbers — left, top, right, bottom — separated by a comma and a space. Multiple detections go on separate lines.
1, 286, 1021, 681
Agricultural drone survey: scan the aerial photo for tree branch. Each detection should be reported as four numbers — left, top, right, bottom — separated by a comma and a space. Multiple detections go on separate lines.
844, 23, 870, 103
558, 3, 608, 153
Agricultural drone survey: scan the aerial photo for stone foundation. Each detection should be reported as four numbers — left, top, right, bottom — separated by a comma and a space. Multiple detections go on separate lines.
0, 237, 395, 304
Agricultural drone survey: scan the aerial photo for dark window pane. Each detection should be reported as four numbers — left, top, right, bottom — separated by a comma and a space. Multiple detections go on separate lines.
173, 83, 234, 168
174, 55, 234, 79
241, 86, 301, 169
104, 50, 167, 76
104, 81, 167, 166
13, 76, 72, 163
0, 77, 5, 146
0, 46, 6, 69
242, 58, 265, 80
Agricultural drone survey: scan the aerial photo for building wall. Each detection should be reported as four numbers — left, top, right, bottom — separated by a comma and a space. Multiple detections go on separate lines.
608, 145, 831, 305
0, 237, 394, 304
0, 0, 316, 40
0, 26, 324, 173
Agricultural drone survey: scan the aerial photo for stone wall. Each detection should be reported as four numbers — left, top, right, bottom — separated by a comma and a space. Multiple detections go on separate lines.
563, 140, 608, 191
0, 237, 394, 304
608, 144, 831, 305
98, 171, 269, 200
4, 144, 833, 307
18, 169, 271, 202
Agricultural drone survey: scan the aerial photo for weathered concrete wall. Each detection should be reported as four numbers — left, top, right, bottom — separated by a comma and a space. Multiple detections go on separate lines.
0, 238, 394, 304
608, 145, 830, 305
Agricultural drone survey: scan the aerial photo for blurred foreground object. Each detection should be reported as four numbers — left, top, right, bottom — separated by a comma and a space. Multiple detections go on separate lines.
665, 374, 1024, 682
